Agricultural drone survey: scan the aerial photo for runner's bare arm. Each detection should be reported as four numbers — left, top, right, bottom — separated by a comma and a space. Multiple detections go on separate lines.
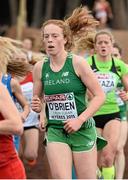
32, 61, 46, 130
0, 83, 23, 135
73, 55, 106, 123
32, 61, 44, 113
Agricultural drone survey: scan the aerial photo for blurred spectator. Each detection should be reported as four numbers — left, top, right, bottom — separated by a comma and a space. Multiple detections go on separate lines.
93, 0, 113, 28
22, 38, 34, 62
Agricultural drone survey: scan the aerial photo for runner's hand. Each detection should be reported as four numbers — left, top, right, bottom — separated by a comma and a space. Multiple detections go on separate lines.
39, 120, 46, 132
119, 90, 128, 102
20, 112, 27, 122
64, 118, 83, 133
38, 114, 47, 132
31, 95, 42, 113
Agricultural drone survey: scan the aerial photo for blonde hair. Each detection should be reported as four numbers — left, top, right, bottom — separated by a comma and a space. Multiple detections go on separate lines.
0, 37, 31, 76
0, 36, 22, 48
66, 6, 99, 38
73, 31, 96, 54
41, 6, 99, 51
30, 52, 47, 65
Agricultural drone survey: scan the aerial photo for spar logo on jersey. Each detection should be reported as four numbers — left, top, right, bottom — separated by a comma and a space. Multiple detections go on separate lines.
66, 93, 73, 101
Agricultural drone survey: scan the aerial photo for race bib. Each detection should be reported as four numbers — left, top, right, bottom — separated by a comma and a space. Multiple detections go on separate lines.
45, 92, 78, 121
96, 72, 116, 94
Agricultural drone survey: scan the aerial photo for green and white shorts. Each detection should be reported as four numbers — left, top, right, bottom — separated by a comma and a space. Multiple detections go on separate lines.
44, 126, 107, 152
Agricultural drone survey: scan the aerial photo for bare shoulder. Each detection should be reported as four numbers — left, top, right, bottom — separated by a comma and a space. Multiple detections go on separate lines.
33, 59, 46, 80
11, 77, 19, 87
34, 60, 44, 70
33, 59, 46, 74
72, 54, 92, 76
10, 78, 20, 92
72, 54, 89, 68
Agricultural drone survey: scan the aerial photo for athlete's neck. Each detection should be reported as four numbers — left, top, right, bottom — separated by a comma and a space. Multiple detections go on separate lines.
96, 54, 112, 62
49, 51, 68, 72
